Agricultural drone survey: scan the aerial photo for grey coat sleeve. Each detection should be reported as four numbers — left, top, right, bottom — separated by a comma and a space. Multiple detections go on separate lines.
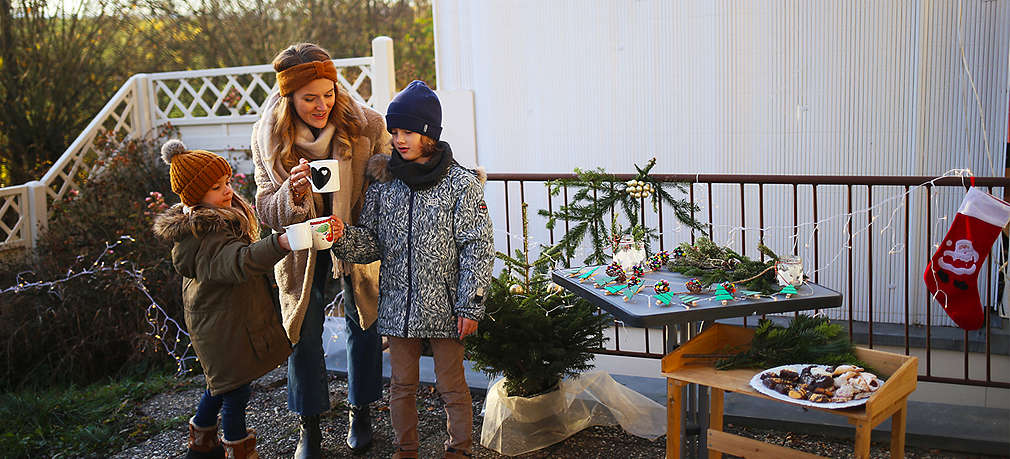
331, 183, 383, 264
452, 175, 495, 321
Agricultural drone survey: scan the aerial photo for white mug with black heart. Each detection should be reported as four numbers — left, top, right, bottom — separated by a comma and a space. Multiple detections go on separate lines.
308, 159, 341, 193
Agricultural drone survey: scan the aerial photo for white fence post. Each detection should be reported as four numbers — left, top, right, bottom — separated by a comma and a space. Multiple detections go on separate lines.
132, 74, 152, 136
26, 181, 48, 248
371, 36, 396, 113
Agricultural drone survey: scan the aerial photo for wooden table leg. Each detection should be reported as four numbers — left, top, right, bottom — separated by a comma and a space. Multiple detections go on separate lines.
708, 388, 724, 459
854, 421, 872, 459
667, 379, 684, 459
890, 401, 907, 458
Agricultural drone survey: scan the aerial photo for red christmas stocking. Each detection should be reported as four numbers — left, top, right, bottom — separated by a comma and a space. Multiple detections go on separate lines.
924, 187, 1010, 330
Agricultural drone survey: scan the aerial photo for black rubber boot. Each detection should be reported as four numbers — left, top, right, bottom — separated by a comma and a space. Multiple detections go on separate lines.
345, 404, 373, 452
293, 415, 321, 459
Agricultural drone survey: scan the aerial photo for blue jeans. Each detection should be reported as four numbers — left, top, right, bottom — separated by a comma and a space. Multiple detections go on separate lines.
193, 384, 251, 441
287, 255, 332, 416
343, 273, 383, 407
287, 255, 383, 415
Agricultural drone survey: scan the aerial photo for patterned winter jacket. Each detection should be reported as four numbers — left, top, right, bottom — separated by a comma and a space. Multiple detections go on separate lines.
331, 151, 494, 339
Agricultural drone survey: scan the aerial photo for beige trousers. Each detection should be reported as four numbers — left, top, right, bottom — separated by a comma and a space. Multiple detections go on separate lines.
388, 336, 473, 453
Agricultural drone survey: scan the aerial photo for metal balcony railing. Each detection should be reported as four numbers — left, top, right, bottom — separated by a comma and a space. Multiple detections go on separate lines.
485, 172, 1010, 389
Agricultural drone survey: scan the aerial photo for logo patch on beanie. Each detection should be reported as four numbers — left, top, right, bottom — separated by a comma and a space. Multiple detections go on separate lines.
479, 200, 487, 212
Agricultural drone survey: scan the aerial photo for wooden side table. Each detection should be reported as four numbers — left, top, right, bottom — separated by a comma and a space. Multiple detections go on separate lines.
661, 324, 918, 459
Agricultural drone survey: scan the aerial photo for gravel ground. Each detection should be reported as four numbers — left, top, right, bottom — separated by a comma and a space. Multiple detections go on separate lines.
112, 365, 1005, 459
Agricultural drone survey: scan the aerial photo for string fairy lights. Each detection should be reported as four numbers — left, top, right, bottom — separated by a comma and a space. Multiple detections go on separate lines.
1, 235, 197, 375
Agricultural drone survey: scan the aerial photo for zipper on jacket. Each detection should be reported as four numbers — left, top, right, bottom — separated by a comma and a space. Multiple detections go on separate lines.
403, 190, 415, 337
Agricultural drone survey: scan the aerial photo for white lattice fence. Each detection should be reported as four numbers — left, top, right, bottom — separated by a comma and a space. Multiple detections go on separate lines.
149, 57, 382, 126
41, 82, 138, 206
0, 37, 395, 252
0, 186, 29, 249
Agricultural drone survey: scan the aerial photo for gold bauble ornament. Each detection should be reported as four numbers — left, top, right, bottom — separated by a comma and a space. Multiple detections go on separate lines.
548, 283, 565, 294
509, 284, 526, 295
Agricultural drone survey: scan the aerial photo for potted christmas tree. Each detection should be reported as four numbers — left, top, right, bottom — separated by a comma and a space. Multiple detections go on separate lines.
465, 204, 612, 455
466, 205, 610, 399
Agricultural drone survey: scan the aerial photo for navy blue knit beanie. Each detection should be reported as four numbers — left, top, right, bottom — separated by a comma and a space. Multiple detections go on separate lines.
385, 80, 442, 141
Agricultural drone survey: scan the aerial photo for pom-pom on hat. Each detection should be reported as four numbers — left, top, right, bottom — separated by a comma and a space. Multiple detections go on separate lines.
161, 139, 232, 207
385, 80, 442, 141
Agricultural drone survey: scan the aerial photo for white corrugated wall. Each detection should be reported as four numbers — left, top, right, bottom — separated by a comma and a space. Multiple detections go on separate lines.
434, 0, 1010, 326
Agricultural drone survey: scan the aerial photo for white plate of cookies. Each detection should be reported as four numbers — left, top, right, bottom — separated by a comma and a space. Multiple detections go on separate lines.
748, 364, 884, 409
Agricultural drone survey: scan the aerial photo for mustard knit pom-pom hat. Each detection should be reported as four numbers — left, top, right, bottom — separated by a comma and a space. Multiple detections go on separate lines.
161, 139, 232, 207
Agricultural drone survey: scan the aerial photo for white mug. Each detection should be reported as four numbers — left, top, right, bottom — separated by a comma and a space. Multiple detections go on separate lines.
308, 160, 341, 193
283, 222, 313, 251
309, 216, 336, 250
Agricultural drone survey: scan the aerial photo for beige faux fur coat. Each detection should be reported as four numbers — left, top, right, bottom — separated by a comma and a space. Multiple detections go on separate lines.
252, 93, 391, 344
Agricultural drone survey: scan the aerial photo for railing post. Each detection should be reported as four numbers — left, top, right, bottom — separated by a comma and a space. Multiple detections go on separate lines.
132, 74, 152, 136
26, 181, 48, 248
371, 36, 396, 113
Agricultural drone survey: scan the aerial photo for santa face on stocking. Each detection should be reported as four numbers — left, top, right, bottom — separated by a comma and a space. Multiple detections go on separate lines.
924, 188, 1010, 330
936, 239, 979, 276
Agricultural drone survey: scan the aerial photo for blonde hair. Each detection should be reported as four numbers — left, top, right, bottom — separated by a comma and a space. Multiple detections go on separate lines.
270, 43, 363, 172
189, 193, 260, 243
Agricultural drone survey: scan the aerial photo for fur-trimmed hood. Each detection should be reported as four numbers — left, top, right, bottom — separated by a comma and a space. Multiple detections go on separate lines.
365, 151, 487, 185
152, 203, 250, 243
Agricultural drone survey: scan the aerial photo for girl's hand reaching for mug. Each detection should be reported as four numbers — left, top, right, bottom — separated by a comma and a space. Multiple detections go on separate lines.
330, 216, 344, 240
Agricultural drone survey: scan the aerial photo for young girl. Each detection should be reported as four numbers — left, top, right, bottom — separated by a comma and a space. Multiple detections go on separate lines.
153, 140, 294, 459
331, 80, 494, 459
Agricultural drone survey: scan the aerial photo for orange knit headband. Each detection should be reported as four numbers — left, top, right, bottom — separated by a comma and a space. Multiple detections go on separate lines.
277, 60, 339, 96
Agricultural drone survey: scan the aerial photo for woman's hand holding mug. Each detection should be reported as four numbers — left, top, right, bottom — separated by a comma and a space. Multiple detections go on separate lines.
289, 158, 311, 204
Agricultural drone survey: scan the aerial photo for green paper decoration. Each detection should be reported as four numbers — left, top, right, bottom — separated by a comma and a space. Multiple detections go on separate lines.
623, 282, 644, 301
577, 266, 601, 280
679, 295, 702, 306
604, 284, 628, 295
713, 284, 734, 303
592, 275, 618, 288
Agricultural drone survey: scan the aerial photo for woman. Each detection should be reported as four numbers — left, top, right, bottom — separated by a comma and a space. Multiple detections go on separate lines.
251, 43, 389, 457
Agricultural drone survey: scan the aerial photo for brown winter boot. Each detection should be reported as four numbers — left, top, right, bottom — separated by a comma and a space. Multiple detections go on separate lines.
392, 448, 418, 459
222, 429, 259, 459
185, 417, 224, 459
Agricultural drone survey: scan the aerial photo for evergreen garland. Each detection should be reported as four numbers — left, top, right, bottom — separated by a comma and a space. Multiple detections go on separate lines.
538, 158, 703, 266
715, 315, 870, 371
667, 237, 782, 294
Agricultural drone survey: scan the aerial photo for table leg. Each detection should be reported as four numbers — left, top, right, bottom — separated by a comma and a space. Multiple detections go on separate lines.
681, 384, 692, 458
698, 385, 709, 458
666, 322, 708, 458
854, 421, 872, 459
708, 388, 724, 459
667, 379, 684, 459
890, 402, 907, 458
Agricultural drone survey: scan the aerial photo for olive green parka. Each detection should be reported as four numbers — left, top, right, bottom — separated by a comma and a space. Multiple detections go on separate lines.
153, 203, 291, 395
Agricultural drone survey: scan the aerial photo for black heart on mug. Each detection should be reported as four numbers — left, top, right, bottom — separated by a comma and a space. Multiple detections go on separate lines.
311, 167, 331, 189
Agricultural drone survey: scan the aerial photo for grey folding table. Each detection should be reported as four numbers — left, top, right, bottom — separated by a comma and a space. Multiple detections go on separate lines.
552, 266, 843, 458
